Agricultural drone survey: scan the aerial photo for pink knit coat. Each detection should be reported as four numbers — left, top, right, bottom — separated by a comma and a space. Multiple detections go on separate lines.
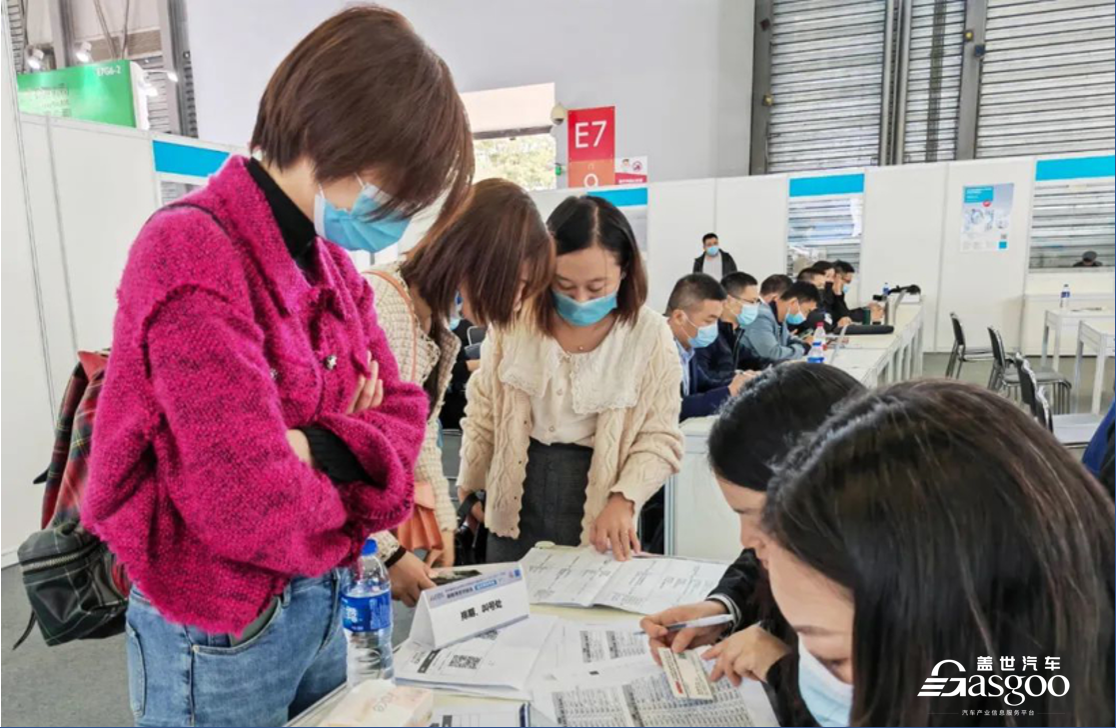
84, 157, 428, 634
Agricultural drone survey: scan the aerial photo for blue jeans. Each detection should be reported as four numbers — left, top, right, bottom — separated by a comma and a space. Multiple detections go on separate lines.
125, 570, 349, 727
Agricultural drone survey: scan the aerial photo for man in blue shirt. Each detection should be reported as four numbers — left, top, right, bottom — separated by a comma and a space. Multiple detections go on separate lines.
740, 281, 820, 362
696, 272, 767, 384
665, 274, 751, 421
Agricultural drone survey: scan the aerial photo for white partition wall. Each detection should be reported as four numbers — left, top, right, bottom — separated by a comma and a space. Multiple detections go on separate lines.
21, 118, 79, 389
713, 175, 787, 280
2, 112, 241, 560
53, 123, 165, 349
2, 32, 56, 558
646, 179, 716, 312
861, 164, 948, 351
936, 160, 1035, 352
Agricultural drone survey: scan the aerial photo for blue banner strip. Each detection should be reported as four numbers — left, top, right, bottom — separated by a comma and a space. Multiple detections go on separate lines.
153, 140, 230, 178
587, 187, 648, 207
789, 173, 865, 197
1034, 155, 1115, 182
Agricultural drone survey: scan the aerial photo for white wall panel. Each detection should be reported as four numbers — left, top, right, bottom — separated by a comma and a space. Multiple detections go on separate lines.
48, 121, 160, 350
714, 175, 788, 281
936, 159, 1034, 353
646, 179, 716, 312
21, 117, 79, 388
861, 164, 948, 350
2, 32, 55, 557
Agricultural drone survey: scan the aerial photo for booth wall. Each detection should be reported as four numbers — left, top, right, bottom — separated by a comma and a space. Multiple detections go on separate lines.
860, 165, 948, 351
2, 36, 56, 557
713, 175, 789, 287
186, 0, 755, 182
935, 160, 1035, 354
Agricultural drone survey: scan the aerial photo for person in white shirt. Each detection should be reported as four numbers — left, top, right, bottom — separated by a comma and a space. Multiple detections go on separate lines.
459, 196, 684, 563
693, 232, 738, 278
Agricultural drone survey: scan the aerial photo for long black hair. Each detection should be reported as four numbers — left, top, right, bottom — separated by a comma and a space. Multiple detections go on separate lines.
765, 380, 1115, 726
708, 363, 865, 492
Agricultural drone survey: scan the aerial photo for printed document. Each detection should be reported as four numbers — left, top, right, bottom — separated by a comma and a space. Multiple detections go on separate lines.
520, 548, 727, 614
395, 614, 557, 694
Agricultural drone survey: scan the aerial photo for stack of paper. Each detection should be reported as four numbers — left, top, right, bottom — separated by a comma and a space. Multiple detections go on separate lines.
534, 665, 779, 727
394, 614, 557, 700
520, 548, 728, 614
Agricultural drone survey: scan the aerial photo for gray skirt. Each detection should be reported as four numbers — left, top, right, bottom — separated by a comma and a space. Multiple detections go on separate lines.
486, 439, 593, 563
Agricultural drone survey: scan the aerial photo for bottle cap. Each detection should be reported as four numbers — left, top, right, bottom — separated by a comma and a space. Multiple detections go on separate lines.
362, 539, 378, 557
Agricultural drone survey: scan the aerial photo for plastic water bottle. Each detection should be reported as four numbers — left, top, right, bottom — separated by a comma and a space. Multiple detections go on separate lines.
882, 281, 891, 298
1060, 283, 1071, 309
342, 539, 394, 688
807, 322, 827, 363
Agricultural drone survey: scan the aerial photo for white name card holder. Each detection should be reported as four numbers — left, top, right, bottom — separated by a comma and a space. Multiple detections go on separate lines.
409, 566, 530, 649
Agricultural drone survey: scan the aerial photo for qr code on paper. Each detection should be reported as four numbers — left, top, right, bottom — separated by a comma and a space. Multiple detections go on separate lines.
448, 654, 482, 670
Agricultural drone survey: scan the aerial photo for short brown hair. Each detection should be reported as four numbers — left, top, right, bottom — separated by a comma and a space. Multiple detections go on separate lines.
535, 195, 648, 332
401, 179, 554, 328
251, 5, 473, 222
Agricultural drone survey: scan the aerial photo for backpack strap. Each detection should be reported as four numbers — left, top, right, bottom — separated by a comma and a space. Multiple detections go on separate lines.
12, 613, 37, 650
164, 202, 230, 236
364, 269, 420, 382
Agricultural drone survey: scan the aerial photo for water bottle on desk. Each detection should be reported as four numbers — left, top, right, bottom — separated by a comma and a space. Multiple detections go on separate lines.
342, 539, 394, 688
1060, 283, 1071, 310
807, 322, 827, 363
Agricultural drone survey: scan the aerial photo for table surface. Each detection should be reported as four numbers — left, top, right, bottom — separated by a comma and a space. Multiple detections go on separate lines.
1081, 319, 1116, 339
288, 566, 648, 727
1045, 307, 1114, 324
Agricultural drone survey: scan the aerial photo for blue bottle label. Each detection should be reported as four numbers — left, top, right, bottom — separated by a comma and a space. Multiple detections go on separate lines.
341, 590, 392, 633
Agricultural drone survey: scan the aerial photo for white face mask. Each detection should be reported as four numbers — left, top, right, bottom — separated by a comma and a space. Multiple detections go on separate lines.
797, 644, 853, 727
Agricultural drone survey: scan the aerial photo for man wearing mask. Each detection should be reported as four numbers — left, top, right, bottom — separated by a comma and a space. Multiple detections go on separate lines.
831, 260, 881, 323
693, 233, 738, 278
794, 266, 848, 334
740, 281, 820, 363
667, 274, 751, 421
697, 272, 767, 384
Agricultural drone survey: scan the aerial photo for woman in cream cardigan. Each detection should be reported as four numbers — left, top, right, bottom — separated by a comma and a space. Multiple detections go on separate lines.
459, 195, 685, 563
364, 179, 554, 604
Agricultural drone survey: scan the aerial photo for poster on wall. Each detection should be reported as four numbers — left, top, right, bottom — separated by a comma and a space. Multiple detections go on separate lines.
960, 184, 1014, 253
615, 156, 648, 185
568, 106, 616, 187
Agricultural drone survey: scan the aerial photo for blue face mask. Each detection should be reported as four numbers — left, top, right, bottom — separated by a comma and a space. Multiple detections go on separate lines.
685, 314, 719, 349
736, 301, 760, 327
553, 290, 617, 327
786, 302, 807, 326
448, 292, 464, 331
706, 245, 720, 257
797, 644, 853, 727
842, 283, 850, 295
314, 177, 411, 254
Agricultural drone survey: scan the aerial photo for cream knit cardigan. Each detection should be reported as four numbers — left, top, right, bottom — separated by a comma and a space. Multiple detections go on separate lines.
458, 306, 685, 542
365, 262, 459, 559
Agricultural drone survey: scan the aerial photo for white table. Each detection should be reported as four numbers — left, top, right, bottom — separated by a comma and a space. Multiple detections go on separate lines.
288, 559, 735, 727
665, 306, 923, 560
1042, 307, 1113, 369
1073, 319, 1116, 414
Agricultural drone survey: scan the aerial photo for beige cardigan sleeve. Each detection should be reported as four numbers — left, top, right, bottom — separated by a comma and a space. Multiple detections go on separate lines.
416, 413, 457, 532
610, 324, 684, 509
458, 330, 500, 496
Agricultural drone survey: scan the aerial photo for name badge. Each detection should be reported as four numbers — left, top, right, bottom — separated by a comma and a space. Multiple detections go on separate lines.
409, 567, 530, 649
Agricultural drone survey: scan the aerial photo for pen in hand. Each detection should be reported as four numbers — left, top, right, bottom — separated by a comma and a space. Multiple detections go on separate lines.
636, 614, 734, 635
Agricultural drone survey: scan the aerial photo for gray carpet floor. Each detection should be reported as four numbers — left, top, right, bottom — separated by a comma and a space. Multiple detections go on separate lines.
2, 352, 1110, 727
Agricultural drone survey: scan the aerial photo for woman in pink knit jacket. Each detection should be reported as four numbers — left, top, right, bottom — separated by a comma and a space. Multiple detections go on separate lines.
83, 8, 472, 727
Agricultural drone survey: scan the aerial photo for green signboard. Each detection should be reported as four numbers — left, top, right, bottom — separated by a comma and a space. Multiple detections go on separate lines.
17, 60, 138, 127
